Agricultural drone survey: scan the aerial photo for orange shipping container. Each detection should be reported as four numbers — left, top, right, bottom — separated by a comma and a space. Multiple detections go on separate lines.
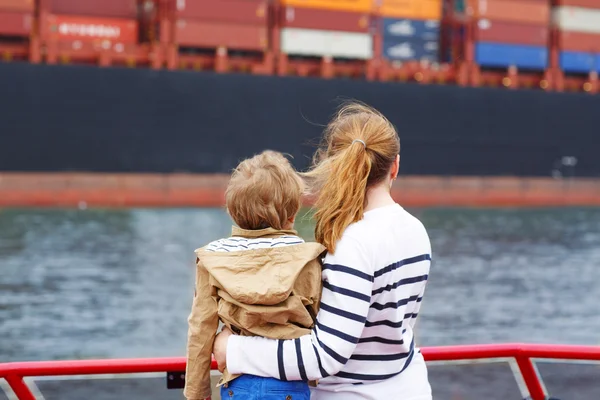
43, 14, 139, 44
0, 0, 34, 12
281, 0, 372, 13
466, 0, 549, 25
378, 0, 442, 20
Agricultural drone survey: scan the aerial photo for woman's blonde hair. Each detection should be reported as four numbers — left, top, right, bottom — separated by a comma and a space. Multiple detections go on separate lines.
226, 150, 304, 230
304, 102, 400, 253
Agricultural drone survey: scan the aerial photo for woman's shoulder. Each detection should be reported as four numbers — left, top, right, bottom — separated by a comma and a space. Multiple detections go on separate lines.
341, 205, 430, 251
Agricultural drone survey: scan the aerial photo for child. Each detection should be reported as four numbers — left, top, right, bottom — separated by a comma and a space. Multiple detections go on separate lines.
184, 150, 326, 400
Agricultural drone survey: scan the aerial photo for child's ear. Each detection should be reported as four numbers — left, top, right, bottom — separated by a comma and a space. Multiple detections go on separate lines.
286, 216, 295, 229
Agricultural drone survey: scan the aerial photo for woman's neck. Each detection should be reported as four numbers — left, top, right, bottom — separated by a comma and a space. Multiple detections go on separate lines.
364, 182, 396, 212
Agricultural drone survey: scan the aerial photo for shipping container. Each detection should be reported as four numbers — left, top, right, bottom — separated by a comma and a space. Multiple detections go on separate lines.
560, 51, 600, 73
476, 42, 548, 70
553, 0, 600, 8
280, 0, 372, 13
558, 30, 600, 52
43, 15, 139, 44
475, 19, 549, 47
467, 0, 549, 25
48, 40, 143, 54
42, 0, 138, 19
44, 40, 152, 65
175, 0, 267, 25
553, 7, 600, 34
379, 0, 442, 20
279, 7, 369, 33
280, 27, 372, 59
382, 18, 439, 40
0, 0, 34, 12
0, 10, 31, 36
176, 20, 268, 50
382, 37, 439, 61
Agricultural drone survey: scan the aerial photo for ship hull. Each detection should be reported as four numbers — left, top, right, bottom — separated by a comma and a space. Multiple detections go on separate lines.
1, 62, 600, 178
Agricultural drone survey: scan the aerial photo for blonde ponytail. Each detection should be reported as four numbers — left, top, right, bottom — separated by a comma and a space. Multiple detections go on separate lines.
304, 102, 400, 253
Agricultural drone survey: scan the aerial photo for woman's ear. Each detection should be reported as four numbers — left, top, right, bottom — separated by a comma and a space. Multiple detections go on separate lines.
391, 154, 400, 180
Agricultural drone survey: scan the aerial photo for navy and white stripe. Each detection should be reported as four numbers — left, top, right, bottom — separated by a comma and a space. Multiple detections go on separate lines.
226, 204, 432, 398
205, 235, 304, 252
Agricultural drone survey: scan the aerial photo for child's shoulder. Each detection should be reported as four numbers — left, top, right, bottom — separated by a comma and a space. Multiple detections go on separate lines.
199, 237, 247, 253
198, 235, 307, 253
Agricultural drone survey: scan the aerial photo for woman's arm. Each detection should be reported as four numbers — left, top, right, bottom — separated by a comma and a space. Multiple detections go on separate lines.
224, 235, 373, 381
184, 259, 219, 400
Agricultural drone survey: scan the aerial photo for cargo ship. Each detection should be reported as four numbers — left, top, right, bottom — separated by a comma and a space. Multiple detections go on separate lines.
1, 0, 600, 207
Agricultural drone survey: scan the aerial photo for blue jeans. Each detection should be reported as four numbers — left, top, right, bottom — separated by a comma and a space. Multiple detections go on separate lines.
220, 374, 310, 400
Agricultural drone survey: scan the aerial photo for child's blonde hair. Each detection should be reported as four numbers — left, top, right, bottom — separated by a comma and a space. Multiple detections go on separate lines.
226, 150, 304, 231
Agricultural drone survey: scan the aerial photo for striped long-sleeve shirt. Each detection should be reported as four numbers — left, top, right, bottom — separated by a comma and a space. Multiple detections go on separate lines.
226, 204, 433, 400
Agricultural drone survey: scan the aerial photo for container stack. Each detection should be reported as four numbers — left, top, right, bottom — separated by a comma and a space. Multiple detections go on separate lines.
164, 0, 272, 73
378, 0, 442, 63
275, 0, 374, 78
376, 0, 450, 83
0, 0, 38, 62
469, 0, 551, 73
553, 0, 600, 81
38, 0, 151, 67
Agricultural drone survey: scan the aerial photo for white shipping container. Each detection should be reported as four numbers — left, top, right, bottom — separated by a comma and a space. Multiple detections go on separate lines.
553, 6, 600, 34
281, 28, 373, 59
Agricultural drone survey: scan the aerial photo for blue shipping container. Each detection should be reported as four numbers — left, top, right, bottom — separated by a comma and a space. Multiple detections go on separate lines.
560, 51, 600, 73
382, 18, 440, 41
476, 42, 548, 70
383, 38, 439, 62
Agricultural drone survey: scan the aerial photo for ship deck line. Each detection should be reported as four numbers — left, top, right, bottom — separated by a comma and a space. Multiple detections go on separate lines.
0, 173, 599, 208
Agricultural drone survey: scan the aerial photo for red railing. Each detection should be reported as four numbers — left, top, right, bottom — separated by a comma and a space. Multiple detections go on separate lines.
1, 343, 599, 400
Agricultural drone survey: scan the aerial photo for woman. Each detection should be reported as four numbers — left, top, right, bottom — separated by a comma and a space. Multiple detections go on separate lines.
213, 102, 433, 400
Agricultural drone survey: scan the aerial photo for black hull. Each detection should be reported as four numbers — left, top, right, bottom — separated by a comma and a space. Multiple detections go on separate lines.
2, 62, 600, 177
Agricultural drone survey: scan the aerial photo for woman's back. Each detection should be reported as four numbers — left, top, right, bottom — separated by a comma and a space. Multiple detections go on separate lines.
213, 103, 433, 400
313, 203, 431, 399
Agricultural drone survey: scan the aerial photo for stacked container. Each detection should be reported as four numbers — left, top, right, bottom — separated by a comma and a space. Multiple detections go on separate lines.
553, 0, 600, 75
38, 0, 145, 66
0, 0, 37, 61
166, 0, 271, 72
377, 0, 443, 63
276, 0, 374, 77
468, 0, 550, 71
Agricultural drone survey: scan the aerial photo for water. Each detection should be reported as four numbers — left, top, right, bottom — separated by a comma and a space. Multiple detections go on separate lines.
1, 207, 600, 398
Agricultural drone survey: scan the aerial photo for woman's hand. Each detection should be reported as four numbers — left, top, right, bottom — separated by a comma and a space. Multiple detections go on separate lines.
213, 326, 233, 373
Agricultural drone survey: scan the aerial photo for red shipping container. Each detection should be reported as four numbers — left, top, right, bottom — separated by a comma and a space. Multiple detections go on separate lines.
466, 0, 549, 25
49, 40, 145, 55
558, 31, 600, 52
175, 0, 267, 24
553, 0, 600, 7
44, 15, 139, 43
0, 11, 31, 36
175, 20, 267, 50
476, 19, 548, 46
42, 0, 138, 19
279, 7, 370, 33
0, 0, 34, 12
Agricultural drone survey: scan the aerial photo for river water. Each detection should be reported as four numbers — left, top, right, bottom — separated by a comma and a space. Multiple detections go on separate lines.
1, 207, 600, 399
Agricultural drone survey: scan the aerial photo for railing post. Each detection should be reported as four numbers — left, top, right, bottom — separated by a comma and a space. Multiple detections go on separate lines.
515, 356, 545, 400
5, 375, 36, 400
